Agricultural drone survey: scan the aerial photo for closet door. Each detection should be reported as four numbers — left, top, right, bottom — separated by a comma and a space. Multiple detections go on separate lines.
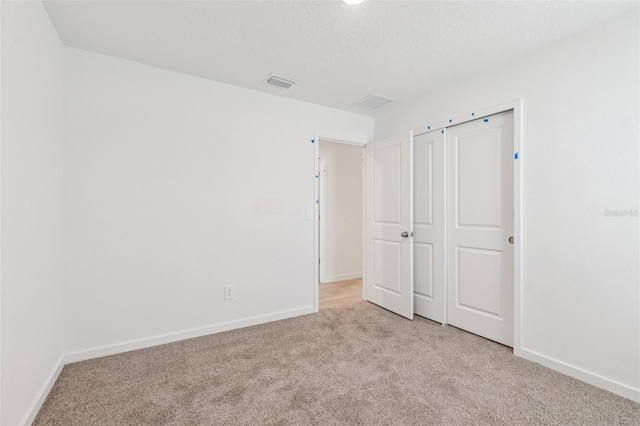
446, 112, 514, 346
413, 130, 445, 323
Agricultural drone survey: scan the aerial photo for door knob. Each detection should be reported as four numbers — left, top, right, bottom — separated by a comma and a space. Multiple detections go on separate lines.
401, 232, 409, 238
508, 236, 514, 244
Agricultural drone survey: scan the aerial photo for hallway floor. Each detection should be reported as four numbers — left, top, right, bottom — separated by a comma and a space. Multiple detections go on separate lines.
319, 278, 362, 310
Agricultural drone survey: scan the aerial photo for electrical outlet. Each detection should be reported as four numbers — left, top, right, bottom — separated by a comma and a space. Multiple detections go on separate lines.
224, 285, 235, 300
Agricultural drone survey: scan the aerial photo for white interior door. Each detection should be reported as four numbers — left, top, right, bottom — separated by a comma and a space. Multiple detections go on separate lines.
413, 130, 445, 323
446, 111, 514, 346
364, 132, 414, 319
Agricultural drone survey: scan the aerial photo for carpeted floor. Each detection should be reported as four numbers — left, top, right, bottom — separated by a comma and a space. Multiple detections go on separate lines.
35, 302, 639, 425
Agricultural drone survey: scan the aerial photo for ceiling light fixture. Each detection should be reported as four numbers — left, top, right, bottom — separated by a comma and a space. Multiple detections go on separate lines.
343, 0, 365, 5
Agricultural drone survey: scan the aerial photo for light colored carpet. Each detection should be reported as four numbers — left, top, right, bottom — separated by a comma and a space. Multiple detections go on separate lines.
35, 302, 639, 425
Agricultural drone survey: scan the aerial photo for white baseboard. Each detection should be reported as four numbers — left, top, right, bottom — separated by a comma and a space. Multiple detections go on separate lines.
21, 356, 64, 426
64, 305, 315, 364
321, 272, 362, 284
520, 348, 640, 403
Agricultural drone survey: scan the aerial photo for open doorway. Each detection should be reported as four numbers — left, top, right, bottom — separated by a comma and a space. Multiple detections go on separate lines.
317, 140, 364, 310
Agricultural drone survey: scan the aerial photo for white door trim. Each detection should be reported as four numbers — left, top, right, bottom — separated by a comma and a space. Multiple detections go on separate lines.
412, 99, 523, 356
318, 157, 327, 283
313, 134, 367, 313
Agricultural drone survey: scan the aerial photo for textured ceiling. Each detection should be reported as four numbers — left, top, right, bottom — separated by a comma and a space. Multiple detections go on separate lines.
43, 1, 636, 115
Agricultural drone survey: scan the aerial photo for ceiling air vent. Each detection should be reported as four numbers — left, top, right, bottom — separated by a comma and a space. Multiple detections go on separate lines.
265, 74, 296, 89
356, 94, 395, 109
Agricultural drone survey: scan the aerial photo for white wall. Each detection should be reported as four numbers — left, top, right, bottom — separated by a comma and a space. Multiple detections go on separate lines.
319, 141, 363, 283
63, 47, 373, 357
1, 2, 66, 425
375, 12, 639, 400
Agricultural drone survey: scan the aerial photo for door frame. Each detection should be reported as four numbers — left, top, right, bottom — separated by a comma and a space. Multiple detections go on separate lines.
313, 134, 367, 313
318, 157, 327, 283
412, 99, 523, 355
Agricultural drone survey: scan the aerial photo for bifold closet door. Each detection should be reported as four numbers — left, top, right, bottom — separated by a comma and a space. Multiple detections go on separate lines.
364, 132, 414, 320
413, 130, 445, 323
446, 111, 514, 347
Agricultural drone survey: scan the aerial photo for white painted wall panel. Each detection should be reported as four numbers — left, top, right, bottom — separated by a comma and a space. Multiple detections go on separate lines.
318, 141, 362, 283
63, 48, 373, 355
1, 2, 66, 424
